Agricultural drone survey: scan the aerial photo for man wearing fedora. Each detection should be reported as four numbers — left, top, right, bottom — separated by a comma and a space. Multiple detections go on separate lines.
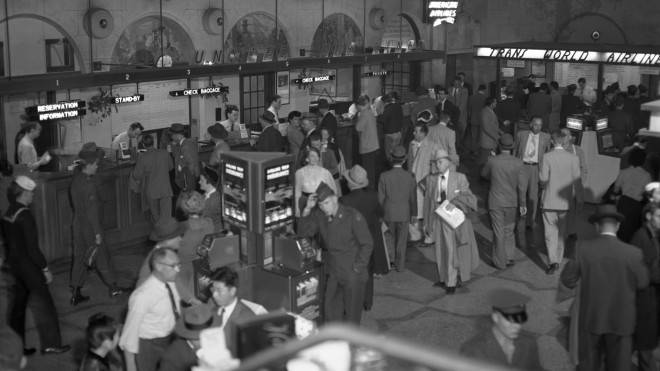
299, 182, 373, 323
132, 134, 174, 226
481, 134, 527, 269
254, 111, 284, 152
560, 205, 649, 371
341, 165, 387, 311
207, 123, 230, 168
2, 176, 70, 355
159, 304, 214, 371
378, 146, 417, 271
318, 99, 338, 139
170, 123, 199, 193
70, 142, 123, 305
460, 289, 542, 369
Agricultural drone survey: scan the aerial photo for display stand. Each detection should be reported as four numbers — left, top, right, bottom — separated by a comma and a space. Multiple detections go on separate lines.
581, 131, 620, 203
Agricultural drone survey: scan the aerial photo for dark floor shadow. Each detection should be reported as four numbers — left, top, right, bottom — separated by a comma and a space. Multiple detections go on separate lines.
404, 243, 439, 283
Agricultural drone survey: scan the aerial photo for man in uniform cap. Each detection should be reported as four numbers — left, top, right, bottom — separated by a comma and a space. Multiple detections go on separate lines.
170, 123, 200, 192
298, 182, 373, 324
460, 289, 542, 370
560, 204, 648, 371
318, 99, 338, 139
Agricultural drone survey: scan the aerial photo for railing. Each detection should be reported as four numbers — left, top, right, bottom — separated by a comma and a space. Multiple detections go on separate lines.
233, 324, 517, 371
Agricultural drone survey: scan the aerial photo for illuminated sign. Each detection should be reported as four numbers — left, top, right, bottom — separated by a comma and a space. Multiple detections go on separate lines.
293, 75, 335, 84
427, 1, 460, 26
476, 47, 660, 65
112, 94, 144, 104
266, 164, 290, 180
566, 117, 584, 131
363, 71, 388, 77
225, 163, 244, 179
596, 118, 608, 131
169, 86, 229, 97
25, 100, 87, 122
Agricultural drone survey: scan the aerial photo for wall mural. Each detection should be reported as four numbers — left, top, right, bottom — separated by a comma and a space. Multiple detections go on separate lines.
311, 13, 363, 58
111, 16, 195, 68
223, 12, 290, 63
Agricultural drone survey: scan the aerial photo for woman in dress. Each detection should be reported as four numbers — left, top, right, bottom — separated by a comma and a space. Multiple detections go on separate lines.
294, 147, 337, 217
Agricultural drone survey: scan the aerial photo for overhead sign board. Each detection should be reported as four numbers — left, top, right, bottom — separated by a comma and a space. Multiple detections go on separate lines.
475, 47, 660, 66
25, 100, 87, 122
111, 94, 145, 104
293, 75, 335, 84
426, 1, 460, 26
169, 86, 229, 97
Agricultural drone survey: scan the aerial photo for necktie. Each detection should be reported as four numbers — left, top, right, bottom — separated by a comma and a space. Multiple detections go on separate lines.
440, 175, 447, 203
527, 135, 537, 160
218, 307, 226, 326
165, 283, 179, 320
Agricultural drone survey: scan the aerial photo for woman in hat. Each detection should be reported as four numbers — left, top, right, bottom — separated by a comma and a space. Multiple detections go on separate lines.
199, 166, 224, 232
70, 142, 123, 305
294, 147, 337, 217
207, 123, 231, 168
340, 165, 387, 310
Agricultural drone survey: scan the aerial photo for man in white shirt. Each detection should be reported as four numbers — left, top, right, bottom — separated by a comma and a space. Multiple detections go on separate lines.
577, 77, 597, 106
111, 122, 144, 151
208, 266, 257, 358
120, 247, 181, 371
17, 122, 50, 170
266, 95, 282, 124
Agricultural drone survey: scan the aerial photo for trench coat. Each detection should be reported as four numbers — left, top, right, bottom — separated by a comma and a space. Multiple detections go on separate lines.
630, 225, 660, 350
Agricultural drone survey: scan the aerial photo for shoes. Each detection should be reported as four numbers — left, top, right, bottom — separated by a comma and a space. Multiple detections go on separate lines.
23, 348, 36, 356
445, 286, 456, 294
42, 345, 71, 355
545, 263, 559, 275
70, 287, 90, 306
506, 260, 515, 267
456, 277, 463, 288
433, 281, 446, 288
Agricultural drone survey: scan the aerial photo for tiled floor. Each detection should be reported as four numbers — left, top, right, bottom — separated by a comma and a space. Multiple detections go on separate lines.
6, 153, 621, 371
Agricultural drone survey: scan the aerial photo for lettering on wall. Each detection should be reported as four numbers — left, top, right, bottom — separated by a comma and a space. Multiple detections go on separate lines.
111, 94, 145, 104
425, 1, 460, 26
293, 75, 335, 84
169, 86, 230, 97
25, 100, 87, 122
194, 49, 223, 65
475, 47, 660, 65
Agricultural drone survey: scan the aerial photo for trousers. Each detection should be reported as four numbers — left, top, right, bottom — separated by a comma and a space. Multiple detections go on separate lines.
386, 221, 409, 270
578, 332, 632, 371
522, 163, 540, 227
70, 225, 117, 288
489, 207, 517, 269
324, 272, 367, 324
147, 196, 172, 225
360, 150, 380, 191
542, 210, 568, 265
137, 336, 171, 371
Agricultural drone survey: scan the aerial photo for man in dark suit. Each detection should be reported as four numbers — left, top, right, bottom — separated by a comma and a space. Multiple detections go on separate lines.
254, 111, 284, 152
513, 117, 551, 229
299, 182, 373, 323
560, 84, 584, 127
2, 176, 70, 356
208, 266, 258, 359
378, 93, 404, 162
481, 134, 527, 269
560, 205, 649, 371
159, 305, 214, 371
460, 289, 542, 370
495, 90, 522, 135
608, 97, 634, 150
435, 86, 460, 129
378, 146, 417, 271
318, 99, 338, 139
468, 84, 487, 154
297, 117, 318, 167
479, 97, 502, 166
170, 123, 199, 192
132, 134, 174, 225
526, 83, 552, 131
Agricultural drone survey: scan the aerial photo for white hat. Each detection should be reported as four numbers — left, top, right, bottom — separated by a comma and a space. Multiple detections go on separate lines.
15, 175, 36, 191
646, 182, 660, 193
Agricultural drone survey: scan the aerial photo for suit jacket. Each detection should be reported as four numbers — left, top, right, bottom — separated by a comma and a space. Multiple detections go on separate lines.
560, 94, 584, 125
320, 112, 338, 138
340, 188, 383, 241
460, 330, 543, 370
255, 125, 284, 152
427, 124, 458, 165
468, 92, 487, 126
132, 148, 173, 199
378, 102, 403, 135
408, 138, 439, 183
172, 138, 200, 191
480, 107, 501, 150
495, 98, 522, 125
158, 338, 198, 371
436, 99, 460, 126
480, 153, 527, 209
607, 110, 634, 149
539, 148, 582, 210
2, 202, 47, 278
211, 299, 258, 359
513, 130, 551, 165
561, 234, 649, 335
449, 86, 469, 125
526, 91, 552, 124
378, 167, 417, 222
202, 191, 223, 231
631, 225, 660, 348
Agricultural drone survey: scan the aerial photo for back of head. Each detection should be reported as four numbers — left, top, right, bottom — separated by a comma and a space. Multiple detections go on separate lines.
628, 147, 647, 168
141, 134, 154, 148
485, 97, 496, 107
567, 84, 577, 94
356, 95, 371, 107
86, 313, 117, 349
551, 130, 568, 147
288, 110, 302, 121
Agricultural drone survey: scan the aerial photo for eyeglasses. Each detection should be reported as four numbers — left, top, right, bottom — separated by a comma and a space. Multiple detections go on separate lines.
158, 261, 181, 270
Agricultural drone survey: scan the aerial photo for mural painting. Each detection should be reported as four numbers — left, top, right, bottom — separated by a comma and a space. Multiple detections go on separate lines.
223, 12, 290, 63
311, 13, 362, 58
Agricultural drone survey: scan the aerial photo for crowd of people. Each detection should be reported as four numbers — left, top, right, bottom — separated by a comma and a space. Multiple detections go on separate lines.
0, 73, 660, 370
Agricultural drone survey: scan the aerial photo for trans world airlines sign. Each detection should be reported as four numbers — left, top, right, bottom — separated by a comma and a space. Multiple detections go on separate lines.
475, 47, 660, 66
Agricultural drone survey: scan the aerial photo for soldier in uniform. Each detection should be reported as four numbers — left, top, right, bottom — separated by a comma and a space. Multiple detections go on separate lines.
460, 289, 542, 370
2, 176, 70, 355
298, 182, 373, 324
69, 142, 123, 305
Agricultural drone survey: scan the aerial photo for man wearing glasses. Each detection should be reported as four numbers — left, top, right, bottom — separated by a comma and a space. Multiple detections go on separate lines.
460, 289, 542, 369
120, 247, 181, 371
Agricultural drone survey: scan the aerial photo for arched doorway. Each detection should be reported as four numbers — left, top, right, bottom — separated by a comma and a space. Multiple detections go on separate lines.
111, 15, 195, 68
223, 12, 290, 62
310, 13, 362, 58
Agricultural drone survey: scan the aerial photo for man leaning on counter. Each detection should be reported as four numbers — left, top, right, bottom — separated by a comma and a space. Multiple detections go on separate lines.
111, 122, 144, 152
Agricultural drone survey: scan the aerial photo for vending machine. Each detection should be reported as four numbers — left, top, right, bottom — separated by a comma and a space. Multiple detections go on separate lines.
565, 115, 585, 145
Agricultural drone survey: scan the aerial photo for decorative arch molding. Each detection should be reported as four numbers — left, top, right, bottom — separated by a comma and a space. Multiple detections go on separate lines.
223, 11, 291, 62
0, 14, 87, 73
111, 14, 196, 68
311, 13, 363, 58
380, 12, 422, 48
554, 12, 628, 44
398, 13, 422, 43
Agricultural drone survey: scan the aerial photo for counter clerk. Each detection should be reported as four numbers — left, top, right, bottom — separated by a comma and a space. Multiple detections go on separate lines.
298, 182, 373, 324
111, 122, 144, 152
16, 122, 50, 171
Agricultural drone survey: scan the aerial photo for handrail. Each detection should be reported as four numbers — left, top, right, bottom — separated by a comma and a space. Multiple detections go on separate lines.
233, 324, 518, 371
